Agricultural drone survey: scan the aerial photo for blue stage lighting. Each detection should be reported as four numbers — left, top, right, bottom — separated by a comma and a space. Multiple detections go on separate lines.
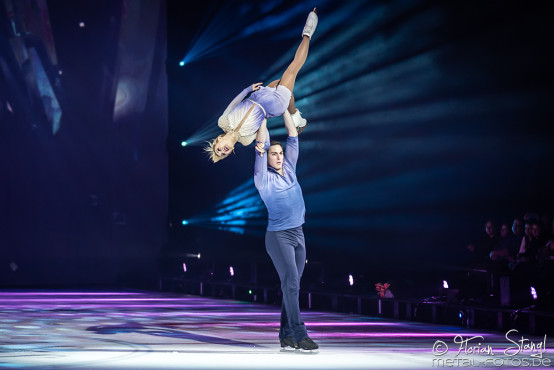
181, 141, 188, 147
185, 179, 265, 236
179, 61, 185, 66
181, 220, 189, 225
187, 1, 512, 250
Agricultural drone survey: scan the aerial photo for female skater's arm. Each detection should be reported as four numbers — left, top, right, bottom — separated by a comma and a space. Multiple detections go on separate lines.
283, 110, 299, 170
218, 83, 263, 131
220, 83, 263, 118
254, 121, 270, 190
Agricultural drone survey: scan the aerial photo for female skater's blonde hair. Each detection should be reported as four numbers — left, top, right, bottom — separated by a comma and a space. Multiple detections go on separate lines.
204, 134, 225, 163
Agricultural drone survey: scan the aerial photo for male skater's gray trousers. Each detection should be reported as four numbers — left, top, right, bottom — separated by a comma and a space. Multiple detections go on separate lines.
265, 226, 307, 342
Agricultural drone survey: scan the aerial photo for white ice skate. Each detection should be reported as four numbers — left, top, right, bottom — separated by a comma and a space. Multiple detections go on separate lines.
302, 9, 318, 39
291, 109, 307, 133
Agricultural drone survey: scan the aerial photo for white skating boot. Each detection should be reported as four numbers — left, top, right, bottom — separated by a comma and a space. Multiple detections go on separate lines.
291, 109, 307, 133
302, 9, 318, 39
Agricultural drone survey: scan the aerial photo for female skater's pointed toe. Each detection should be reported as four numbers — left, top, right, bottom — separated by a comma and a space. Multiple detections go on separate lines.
302, 10, 318, 39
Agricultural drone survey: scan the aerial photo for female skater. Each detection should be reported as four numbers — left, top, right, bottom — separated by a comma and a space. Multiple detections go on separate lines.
205, 9, 318, 163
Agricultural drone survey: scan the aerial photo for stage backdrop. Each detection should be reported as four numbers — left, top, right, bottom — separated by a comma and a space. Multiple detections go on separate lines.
167, 0, 554, 285
0, 0, 168, 286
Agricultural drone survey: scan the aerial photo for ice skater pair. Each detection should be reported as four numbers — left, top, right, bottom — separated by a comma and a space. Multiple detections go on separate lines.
205, 9, 318, 163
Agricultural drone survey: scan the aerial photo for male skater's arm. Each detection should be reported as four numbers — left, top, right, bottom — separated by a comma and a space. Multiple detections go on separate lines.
283, 110, 299, 171
254, 120, 270, 190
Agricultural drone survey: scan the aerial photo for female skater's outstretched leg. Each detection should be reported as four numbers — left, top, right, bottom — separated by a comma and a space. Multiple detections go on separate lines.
279, 35, 311, 94
278, 9, 316, 132
279, 8, 317, 93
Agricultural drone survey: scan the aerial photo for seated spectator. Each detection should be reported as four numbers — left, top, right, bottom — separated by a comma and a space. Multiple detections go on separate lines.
489, 223, 513, 276
491, 219, 523, 262
519, 221, 546, 261
467, 220, 500, 267
510, 218, 524, 255
510, 219, 545, 305
500, 223, 509, 238
512, 218, 523, 236
517, 220, 534, 260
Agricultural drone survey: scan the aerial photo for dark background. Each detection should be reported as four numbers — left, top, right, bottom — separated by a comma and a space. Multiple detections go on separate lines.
1, 0, 553, 295
167, 0, 553, 292
1, 0, 167, 286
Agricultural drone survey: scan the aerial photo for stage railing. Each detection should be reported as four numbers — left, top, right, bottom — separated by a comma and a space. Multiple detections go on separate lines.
159, 275, 554, 335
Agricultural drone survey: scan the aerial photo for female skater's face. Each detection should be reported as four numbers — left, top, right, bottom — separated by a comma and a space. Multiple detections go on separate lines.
214, 135, 234, 159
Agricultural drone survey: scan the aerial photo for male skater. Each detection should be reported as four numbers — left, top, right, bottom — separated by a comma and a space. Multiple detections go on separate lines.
253, 111, 318, 350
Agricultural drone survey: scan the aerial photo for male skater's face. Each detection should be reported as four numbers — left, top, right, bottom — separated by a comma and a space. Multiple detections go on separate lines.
268, 144, 283, 171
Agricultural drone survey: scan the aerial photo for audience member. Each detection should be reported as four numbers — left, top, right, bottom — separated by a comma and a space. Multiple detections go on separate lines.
466, 220, 500, 271
519, 221, 546, 261
510, 218, 524, 254
500, 224, 509, 238
512, 218, 523, 236
463, 213, 553, 308
517, 220, 534, 260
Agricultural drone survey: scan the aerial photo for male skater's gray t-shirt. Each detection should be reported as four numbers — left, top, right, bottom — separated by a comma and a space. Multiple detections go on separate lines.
254, 136, 305, 231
